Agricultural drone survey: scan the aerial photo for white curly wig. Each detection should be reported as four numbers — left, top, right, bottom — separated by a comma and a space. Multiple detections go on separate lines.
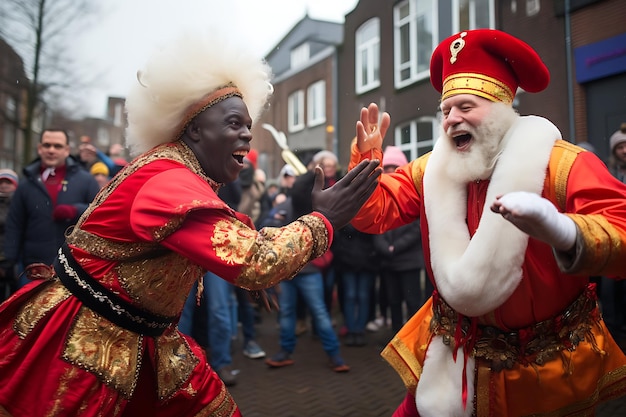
125, 29, 273, 156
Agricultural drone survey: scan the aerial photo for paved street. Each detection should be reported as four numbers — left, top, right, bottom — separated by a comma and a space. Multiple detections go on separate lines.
225, 309, 626, 417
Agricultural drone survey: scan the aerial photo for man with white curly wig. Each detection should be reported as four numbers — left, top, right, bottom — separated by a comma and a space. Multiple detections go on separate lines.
0, 29, 382, 416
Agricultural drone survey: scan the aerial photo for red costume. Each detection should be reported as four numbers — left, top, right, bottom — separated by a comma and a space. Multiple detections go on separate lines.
349, 29, 626, 416
0, 142, 332, 416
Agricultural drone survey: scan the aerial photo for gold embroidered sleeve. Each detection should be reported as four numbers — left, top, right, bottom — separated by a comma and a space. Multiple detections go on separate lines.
556, 213, 625, 276
214, 215, 329, 290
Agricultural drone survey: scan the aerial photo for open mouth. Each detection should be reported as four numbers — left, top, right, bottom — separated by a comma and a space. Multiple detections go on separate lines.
232, 150, 248, 164
453, 133, 472, 151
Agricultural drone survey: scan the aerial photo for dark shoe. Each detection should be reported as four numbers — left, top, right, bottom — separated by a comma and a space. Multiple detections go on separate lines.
354, 332, 367, 347
265, 350, 294, 368
329, 355, 350, 373
216, 365, 238, 387
344, 332, 357, 347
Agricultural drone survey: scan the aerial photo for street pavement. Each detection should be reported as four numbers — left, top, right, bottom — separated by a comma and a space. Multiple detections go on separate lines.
224, 309, 626, 417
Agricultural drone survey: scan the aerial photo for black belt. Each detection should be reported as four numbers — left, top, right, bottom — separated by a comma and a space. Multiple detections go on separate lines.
54, 243, 175, 336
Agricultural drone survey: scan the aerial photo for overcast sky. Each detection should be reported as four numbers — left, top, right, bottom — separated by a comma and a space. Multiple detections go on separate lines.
74, 0, 358, 118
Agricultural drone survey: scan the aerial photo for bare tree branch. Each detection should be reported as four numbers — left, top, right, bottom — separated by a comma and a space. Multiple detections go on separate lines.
0, 0, 99, 164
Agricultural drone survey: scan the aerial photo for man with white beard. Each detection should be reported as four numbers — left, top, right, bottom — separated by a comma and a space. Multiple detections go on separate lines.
348, 29, 626, 417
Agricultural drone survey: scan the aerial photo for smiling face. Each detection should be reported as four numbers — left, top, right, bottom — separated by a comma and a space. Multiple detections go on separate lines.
439, 94, 517, 182
440, 94, 494, 152
181, 96, 253, 184
38, 130, 70, 168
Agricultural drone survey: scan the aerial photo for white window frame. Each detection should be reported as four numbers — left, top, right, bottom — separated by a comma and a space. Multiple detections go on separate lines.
290, 43, 310, 69
394, 116, 438, 160
3, 96, 17, 152
452, 0, 495, 32
307, 80, 326, 127
525, 0, 540, 16
288, 90, 305, 133
113, 102, 124, 127
394, 0, 438, 89
355, 18, 381, 94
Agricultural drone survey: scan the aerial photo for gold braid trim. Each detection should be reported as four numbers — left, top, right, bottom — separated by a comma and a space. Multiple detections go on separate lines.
194, 383, 238, 417
552, 140, 582, 211
411, 153, 430, 197
566, 214, 623, 276
381, 336, 422, 392
296, 214, 329, 259
442, 72, 514, 104
70, 141, 218, 241
431, 285, 601, 372
174, 84, 242, 141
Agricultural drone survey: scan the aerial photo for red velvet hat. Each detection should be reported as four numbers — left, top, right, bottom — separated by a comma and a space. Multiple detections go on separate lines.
430, 29, 549, 104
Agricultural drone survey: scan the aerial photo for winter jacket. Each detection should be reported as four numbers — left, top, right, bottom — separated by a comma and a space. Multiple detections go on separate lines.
5, 156, 100, 266
373, 220, 424, 272
331, 224, 378, 273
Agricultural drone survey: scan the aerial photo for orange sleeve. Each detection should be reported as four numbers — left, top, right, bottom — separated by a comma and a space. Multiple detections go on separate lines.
349, 140, 426, 233
545, 141, 626, 277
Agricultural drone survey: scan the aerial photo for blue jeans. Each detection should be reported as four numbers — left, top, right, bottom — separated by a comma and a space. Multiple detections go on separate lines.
235, 287, 257, 345
341, 270, 376, 334
179, 272, 237, 371
277, 271, 340, 357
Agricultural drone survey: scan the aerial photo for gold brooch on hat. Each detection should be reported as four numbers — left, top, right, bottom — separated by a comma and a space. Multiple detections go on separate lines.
450, 31, 467, 64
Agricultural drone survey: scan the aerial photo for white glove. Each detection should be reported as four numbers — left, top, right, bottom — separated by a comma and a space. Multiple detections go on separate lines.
490, 191, 577, 251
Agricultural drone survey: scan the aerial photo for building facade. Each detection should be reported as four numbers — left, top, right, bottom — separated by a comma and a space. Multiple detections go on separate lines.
0, 38, 29, 171
259, 0, 625, 170
253, 16, 344, 178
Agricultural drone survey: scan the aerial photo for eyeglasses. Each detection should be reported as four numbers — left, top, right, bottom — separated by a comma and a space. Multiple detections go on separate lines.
40, 143, 66, 150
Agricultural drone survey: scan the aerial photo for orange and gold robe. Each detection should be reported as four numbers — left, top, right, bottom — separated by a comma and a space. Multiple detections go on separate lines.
0, 141, 331, 417
349, 117, 626, 416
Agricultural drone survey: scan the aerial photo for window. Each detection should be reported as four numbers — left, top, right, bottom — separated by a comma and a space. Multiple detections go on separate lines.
288, 90, 305, 132
113, 103, 124, 127
395, 117, 437, 160
97, 127, 110, 148
307, 80, 326, 127
290, 43, 310, 69
525, 0, 540, 16
3, 96, 17, 152
453, 0, 495, 32
394, 0, 436, 89
355, 18, 381, 94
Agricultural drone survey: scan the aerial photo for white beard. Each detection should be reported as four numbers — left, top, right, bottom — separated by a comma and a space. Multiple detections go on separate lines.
443, 103, 518, 183
415, 109, 562, 417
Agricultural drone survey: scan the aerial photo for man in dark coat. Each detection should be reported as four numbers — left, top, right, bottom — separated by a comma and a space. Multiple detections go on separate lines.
5, 129, 100, 287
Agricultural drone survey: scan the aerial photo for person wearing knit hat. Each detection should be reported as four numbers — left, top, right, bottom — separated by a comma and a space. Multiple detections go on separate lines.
0, 168, 18, 301
348, 29, 626, 417
382, 146, 408, 172
609, 122, 626, 183
0, 25, 382, 416
89, 161, 110, 189
0, 169, 18, 189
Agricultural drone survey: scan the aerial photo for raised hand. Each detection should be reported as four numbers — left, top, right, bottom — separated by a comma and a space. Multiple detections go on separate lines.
312, 159, 381, 230
355, 103, 391, 154
490, 191, 577, 251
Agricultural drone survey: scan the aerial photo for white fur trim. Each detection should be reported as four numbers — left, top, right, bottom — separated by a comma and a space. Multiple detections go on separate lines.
416, 336, 475, 417
424, 116, 560, 317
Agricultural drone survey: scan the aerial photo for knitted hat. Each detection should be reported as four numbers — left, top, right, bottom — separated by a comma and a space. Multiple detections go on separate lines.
610, 123, 626, 153
90, 162, 109, 177
0, 169, 18, 187
382, 146, 408, 168
125, 27, 273, 156
430, 29, 550, 104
